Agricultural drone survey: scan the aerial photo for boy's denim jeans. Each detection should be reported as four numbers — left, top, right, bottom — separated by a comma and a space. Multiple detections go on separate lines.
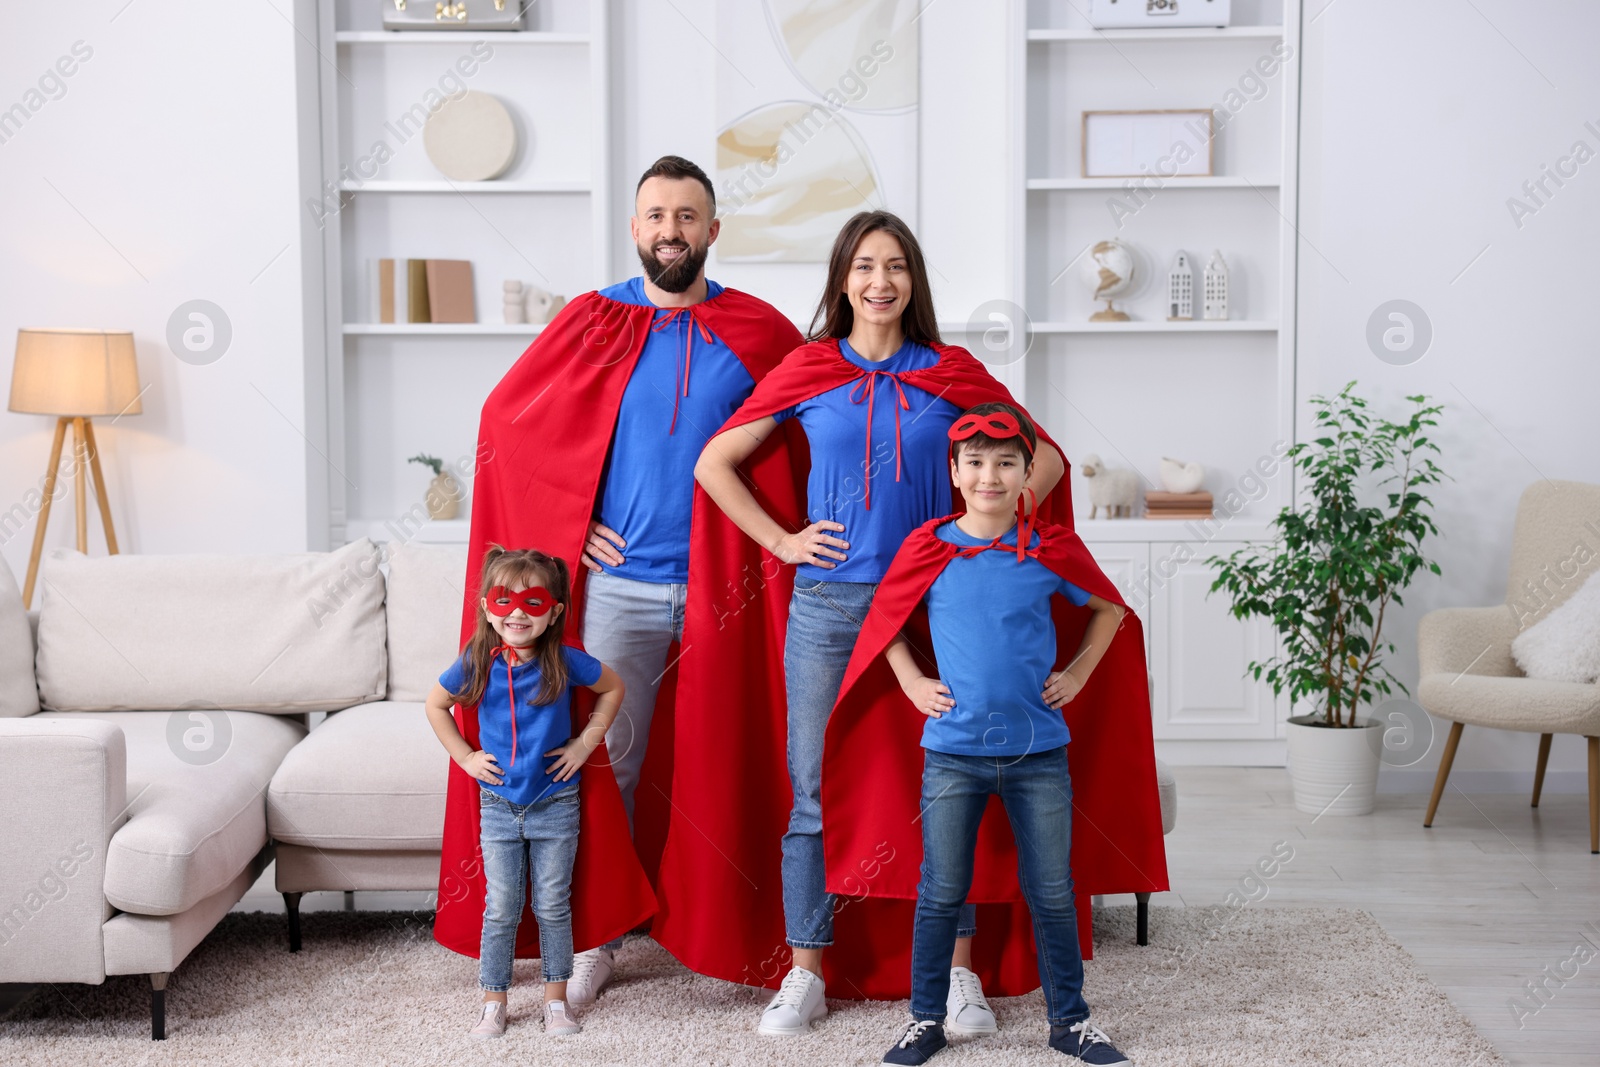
478, 783, 580, 990
782, 576, 975, 948
911, 747, 1089, 1027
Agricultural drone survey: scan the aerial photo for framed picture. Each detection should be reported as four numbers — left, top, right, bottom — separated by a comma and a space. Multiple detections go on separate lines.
1081, 109, 1215, 178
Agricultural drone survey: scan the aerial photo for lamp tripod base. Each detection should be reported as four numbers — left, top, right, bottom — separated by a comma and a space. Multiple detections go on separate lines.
22, 416, 121, 609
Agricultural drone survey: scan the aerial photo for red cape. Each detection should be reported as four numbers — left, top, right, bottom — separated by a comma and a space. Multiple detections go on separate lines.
436, 286, 804, 959
652, 339, 1079, 995
821, 516, 1169, 997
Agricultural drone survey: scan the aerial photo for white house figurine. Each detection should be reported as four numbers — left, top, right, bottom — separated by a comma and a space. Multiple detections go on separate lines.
1203, 250, 1229, 320
1167, 251, 1194, 321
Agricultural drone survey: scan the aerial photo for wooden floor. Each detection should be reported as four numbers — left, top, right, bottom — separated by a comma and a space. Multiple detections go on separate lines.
190, 768, 1600, 1063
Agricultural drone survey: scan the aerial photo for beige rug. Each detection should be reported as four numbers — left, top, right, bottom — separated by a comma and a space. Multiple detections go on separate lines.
1, 905, 1505, 1066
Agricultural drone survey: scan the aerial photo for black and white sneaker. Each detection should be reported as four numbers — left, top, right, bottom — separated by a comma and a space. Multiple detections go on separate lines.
883, 1018, 947, 1065
1050, 1019, 1131, 1065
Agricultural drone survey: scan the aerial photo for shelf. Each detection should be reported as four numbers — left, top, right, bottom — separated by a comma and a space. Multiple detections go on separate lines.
1027, 26, 1283, 41
339, 180, 591, 194
344, 323, 548, 336
350, 517, 470, 544
1027, 177, 1280, 190
335, 31, 590, 45
1075, 517, 1275, 543
1029, 321, 1277, 333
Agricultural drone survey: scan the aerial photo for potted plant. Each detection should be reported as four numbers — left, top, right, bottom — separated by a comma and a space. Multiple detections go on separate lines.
408, 453, 462, 521
1208, 382, 1445, 815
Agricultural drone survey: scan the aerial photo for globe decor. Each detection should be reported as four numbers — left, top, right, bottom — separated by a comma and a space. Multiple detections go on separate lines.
1086, 238, 1137, 322
1206, 382, 1447, 815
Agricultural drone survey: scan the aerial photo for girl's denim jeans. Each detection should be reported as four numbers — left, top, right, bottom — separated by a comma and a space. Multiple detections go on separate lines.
478, 783, 580, 990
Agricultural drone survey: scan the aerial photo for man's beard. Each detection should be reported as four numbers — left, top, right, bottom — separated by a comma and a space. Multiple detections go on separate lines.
637, 238, 709, 294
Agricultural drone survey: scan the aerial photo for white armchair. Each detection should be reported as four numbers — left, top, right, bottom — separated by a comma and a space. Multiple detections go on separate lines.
1418, 480, 1600, 852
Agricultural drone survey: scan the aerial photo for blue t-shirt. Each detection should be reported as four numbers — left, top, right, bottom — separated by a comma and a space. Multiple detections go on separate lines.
594, 277, 756, 583
920, 519, 1091, 757
439, 644, 604, 804
773, 339, 961, 583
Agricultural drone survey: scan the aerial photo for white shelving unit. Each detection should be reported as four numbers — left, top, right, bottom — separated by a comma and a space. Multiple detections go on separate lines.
305, 0, 610, 546
1011, 0, 1303, 759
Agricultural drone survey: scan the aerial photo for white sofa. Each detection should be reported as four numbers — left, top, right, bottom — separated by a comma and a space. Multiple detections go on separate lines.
0, 539, 466, 1039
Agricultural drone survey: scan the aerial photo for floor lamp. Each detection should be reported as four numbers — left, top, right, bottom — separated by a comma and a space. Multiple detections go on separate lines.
8, 328, 143, 608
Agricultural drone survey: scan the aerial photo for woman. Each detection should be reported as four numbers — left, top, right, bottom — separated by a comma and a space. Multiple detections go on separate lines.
694, 211, 1066, 1036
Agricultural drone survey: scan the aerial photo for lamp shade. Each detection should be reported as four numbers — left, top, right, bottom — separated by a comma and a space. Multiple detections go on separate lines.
9, 328, 142, 417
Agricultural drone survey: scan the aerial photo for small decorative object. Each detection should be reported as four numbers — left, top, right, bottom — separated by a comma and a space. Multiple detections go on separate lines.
1208, 383, 1445, 815
1203, 250, 1229, 320
1084, 239, 1138, 322
423, 90, 517, 182
1088, 0, 1232, 30
502, 280, 526, 324
524, 284, 568, 325
1082, 110, 1214, 179
1159, 456, 1205, 493
409, 453, 462, 521
1145, 491, 1213, 519
1166, 251, 1194, 321
382, 0, 526, 32
1080, 453, 1139, 519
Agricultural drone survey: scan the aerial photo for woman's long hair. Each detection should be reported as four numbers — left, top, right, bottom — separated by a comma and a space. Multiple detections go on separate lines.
448, 545, 573, 710
806, 210, 942, 347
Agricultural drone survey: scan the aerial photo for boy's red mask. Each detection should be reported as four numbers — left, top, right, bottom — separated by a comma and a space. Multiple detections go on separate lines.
947, 411, 1034, 454
484, 586, 556, 617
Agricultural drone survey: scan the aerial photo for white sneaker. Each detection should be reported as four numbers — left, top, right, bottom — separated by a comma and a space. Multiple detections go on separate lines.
543, 999, 581, 1037
469, 1000, 507, 1040
945, 966, 997, 1036
758, 965, 827, 1036
567, 947, 615, 1006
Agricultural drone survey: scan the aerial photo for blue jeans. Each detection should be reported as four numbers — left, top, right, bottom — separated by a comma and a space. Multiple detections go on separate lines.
911, 747, 1089, 1026
478, 783, 581, 989
782, 577, 976, 948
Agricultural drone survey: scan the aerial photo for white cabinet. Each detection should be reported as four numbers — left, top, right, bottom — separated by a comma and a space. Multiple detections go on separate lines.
1146, 541, 1283, 739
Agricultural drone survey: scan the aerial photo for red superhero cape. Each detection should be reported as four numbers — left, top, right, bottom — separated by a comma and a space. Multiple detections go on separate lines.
652, 338, 1078, 995
436, 286, 805, 959
820, 516, 1169, 998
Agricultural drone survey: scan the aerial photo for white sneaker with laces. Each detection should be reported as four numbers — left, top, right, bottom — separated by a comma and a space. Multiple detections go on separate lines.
945, 966, 997, 1036
543, 999, 582, 1037
566, 947, 615, 1005
758, 965, 827, 1036
469, 1000, 507, 1040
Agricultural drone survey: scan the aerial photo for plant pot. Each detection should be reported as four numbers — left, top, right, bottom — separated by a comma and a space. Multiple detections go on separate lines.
1285, 714, 1381, 816
425, 472, 461, 521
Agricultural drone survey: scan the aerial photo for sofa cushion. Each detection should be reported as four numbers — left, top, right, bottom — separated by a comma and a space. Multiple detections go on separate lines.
35, 539, 387, 714
0, 552, 39, 717
384, 542, 467, 702
36, 710, 306, 916
268, 701, 447, 851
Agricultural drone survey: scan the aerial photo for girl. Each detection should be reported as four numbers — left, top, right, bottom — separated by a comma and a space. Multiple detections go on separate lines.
424, 546, 625, 1040
694, 211, 1066, 1036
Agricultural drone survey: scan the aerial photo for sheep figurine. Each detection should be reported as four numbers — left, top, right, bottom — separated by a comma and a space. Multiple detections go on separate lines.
1080, 453, 1139, 519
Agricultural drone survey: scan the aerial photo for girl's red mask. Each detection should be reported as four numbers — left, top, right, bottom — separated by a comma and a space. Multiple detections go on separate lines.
483, 586, 557, 617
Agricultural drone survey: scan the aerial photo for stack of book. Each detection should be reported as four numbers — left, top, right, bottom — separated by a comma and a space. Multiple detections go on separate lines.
1145, 491, 1213, 519
375, 258, 476, 324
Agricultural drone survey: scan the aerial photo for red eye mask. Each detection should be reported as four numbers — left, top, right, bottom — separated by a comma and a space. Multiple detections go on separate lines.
948, 411, 1034, 453
484, 586, 556, 617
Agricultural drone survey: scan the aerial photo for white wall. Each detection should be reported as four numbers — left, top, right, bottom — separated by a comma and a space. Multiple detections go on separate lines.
0, 1, 314, 584
1297, 0, 1600, 787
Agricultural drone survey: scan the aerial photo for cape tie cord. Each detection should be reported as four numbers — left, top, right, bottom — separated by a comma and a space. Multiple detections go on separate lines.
954, 488, 1040, 564
651, 306, 714, 436
488, 643, 531, 768
846, 368, 912, 510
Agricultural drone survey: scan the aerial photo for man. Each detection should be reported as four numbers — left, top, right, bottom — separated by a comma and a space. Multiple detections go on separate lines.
435, 156, 805, 1004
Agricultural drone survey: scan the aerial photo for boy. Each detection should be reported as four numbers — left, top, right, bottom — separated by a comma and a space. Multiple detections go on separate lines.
878, 402, 1133, 1065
